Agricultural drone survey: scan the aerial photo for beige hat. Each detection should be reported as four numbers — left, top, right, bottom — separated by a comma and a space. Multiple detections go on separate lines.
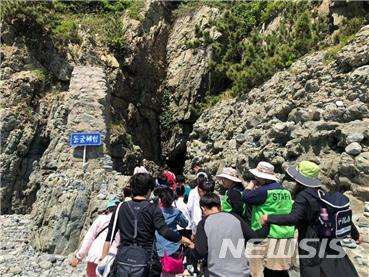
133, 166, 149, 175
249, 162, 278, 181
216, 167, 243, 183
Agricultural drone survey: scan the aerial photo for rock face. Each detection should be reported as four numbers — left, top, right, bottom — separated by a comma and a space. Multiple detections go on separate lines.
0, 44, 53, 214
185, 25, 369, 200
159, 6, 220, 171
0, 1, 221, 254
2, 0, 369, 259
27, 66, 130, 254
109, 1, 174, 168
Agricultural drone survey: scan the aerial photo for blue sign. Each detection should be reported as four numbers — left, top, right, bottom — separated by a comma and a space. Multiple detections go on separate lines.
70, 132, 102, 147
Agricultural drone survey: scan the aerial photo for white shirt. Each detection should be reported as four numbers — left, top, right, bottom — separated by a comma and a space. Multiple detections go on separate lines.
174, 197, 191, 230
187, 186, 202, 234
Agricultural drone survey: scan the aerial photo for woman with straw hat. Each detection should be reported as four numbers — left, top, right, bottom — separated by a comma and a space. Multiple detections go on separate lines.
216, 167, 248, 219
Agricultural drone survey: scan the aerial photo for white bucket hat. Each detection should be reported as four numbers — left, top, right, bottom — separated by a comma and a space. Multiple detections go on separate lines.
249, 162, 278, 181
216, 167, 243, 183
133, 166, 149, 175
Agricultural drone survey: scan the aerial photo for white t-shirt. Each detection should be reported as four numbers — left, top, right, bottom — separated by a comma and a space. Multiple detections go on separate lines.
174, 197, 191, 230
187, 186, 202, 234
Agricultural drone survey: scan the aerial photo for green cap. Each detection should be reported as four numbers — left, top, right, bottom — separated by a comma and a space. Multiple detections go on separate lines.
298, 161, 320, 178
287, 160, 321, 187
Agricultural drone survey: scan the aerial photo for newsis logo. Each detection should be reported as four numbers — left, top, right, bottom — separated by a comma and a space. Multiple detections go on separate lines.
218, 238, 346, 259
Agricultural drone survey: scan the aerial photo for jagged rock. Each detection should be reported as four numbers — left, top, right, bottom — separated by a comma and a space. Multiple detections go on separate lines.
159, 6, 220, 167
336, 25, 369, 68
345, 142, 363, 156
347, 133, 365, 144
185, 25, 369, 200
304, 79, 320, 93
356, 152, 369, 174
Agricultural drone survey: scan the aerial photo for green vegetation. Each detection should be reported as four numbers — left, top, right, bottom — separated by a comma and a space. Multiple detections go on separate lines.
159, 88, 176, 142
109, 121, 133, 147
32, 69, 47, 81
325, 17, 365, 60
31, 68, 52, 87
173, 0, 228, 17
53, 20, 79, 43
182, 0, 365, 113
1, 0, 144, 52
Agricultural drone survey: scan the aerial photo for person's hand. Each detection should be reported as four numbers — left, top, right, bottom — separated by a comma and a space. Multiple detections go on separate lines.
181, 236, 194, 248
70, 258, 80, 267
188, 242, 195, 249
260, 215, 268, 226
246, 180, 256, 190
356, 233, 365, 245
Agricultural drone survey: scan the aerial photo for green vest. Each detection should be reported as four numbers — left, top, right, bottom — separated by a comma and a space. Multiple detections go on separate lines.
251, 189, 295, 238
221, 192, 247, 215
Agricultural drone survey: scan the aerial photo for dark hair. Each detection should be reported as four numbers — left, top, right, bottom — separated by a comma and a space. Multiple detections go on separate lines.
123, 187, 132, 198
175, 184, 185, 197
159, 187, 175, 207
176, 175, 185, 184
130, 173, 155, 196
200, 192, 221, 209
157, 174, 167, 186
197, 174, 215, 193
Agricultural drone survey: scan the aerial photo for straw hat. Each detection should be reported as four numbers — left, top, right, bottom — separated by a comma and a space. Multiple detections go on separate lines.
249, 162, 278, 181
216, 167, 243, 183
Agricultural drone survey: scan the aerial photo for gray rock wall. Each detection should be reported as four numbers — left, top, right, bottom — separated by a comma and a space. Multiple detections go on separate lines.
186, 25, 369, 200
0, 44, 53, 214
29, 66, 124, 254
160, 6, 220, 170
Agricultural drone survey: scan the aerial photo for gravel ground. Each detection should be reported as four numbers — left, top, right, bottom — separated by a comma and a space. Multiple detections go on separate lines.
0, 214, 84, 277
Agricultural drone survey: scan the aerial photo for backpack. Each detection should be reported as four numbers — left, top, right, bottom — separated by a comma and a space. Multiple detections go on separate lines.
314, 190, 352, 239
109, 201, 154, 277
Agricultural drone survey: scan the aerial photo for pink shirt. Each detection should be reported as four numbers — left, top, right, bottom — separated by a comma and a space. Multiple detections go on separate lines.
76, 214, 120, 263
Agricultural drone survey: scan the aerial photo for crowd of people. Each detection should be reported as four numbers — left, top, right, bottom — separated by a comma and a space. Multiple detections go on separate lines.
71, 160, 364, 277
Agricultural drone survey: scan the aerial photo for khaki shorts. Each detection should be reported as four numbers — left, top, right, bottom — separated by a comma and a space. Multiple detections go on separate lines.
246, 238, 298, 277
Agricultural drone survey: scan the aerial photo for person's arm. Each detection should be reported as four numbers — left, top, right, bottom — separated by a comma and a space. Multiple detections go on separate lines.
101, 208, 120, 259
153, 205, 182, 242
232, 213, 269, 241
177, 210, 189, 229
71, 216, 103, 266
228, 189, 244, 217
264, 194, 306, 226
242, 186, 268, 206
191, 218, 208, 259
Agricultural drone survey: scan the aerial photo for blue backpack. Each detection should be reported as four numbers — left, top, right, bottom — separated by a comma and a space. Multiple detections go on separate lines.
314, 190, 352, 239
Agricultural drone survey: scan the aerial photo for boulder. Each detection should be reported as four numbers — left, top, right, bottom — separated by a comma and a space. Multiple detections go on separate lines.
345, 142, 363, 156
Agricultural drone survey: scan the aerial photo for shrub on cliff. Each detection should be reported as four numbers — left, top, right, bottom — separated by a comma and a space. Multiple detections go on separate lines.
184, 0, 366, 111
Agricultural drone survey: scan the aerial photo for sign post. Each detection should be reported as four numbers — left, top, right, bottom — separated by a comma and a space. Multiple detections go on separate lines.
70, 132, 102, 173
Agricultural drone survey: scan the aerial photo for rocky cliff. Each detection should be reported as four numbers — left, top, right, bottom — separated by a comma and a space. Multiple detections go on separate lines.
0, 0, 219, 254
186, 25, 369, 199
1, 0, 368, 262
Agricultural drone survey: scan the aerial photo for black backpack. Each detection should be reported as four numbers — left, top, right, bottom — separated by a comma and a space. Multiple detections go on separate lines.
109, 201, 153, 277
313, 190, 352, 239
